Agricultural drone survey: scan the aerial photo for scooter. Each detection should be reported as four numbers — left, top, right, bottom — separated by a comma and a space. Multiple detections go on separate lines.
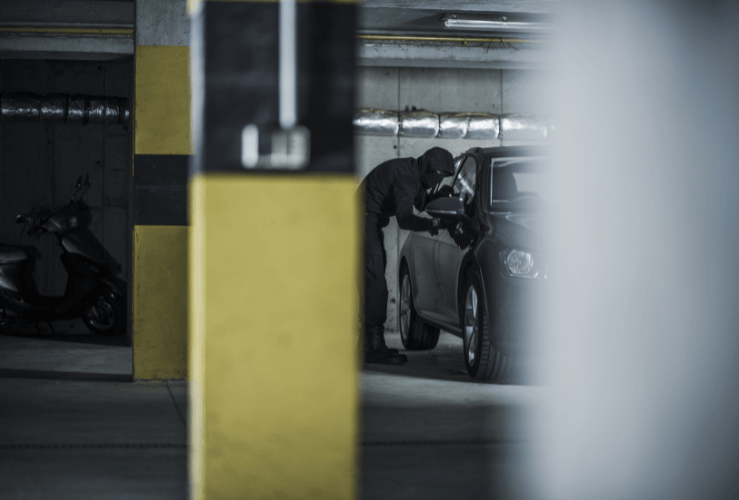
0, 174, 126, 336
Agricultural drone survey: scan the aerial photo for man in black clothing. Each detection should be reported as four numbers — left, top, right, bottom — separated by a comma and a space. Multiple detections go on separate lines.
360, 147, 455, 365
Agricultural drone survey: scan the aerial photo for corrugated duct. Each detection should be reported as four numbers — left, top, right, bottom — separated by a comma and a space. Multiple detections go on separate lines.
399, 110, 440, 137
353, 108, 398, 135
499, 113, 549, 141
354, 108, 550, 141
0, 94, 130, 125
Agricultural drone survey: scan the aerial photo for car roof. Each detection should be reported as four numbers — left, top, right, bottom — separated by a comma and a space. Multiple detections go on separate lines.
459, 146, 550, 158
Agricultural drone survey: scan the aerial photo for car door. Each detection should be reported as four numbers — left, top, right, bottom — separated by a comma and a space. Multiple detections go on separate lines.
413, 156, 463, 319
433, 154, 478, 327
408, 220, 437, 315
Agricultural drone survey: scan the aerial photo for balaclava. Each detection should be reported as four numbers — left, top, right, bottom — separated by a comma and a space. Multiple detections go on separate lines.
417, 147, 455, 189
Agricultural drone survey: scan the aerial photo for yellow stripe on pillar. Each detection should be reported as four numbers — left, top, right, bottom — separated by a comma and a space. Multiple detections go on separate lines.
135, 45, 192, 156
189, 174, 361, 499
133, 225, 189, 379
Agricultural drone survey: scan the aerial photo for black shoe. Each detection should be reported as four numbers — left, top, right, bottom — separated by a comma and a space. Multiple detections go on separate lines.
364, 326, 407, 364
365, 349, 408, 365
378, 344, 400, 355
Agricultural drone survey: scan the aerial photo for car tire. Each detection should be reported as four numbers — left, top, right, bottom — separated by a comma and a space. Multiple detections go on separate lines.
461, 271, 513, 380
399, 263, 440, 350
83, 293, 126, 336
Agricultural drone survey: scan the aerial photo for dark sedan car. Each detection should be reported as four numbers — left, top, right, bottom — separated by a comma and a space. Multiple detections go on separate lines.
398, 146, 549, 380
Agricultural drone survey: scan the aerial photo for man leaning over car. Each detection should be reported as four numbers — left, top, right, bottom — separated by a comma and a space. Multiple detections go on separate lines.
359, 147, 455, 365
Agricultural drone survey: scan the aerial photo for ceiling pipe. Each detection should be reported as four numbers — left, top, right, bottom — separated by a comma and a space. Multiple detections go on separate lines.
353, 108, 552, 141
0, 94, 130, 125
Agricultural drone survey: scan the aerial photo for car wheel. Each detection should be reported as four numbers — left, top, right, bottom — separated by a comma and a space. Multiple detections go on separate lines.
399, 264, 440, 350
83, 294, 126, 336
462, 272, 513, 380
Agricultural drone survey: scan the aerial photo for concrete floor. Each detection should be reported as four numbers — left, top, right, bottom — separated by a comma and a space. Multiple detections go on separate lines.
362, 332, 542, 500
0, 332, 187, 500
0, 330, 542, 499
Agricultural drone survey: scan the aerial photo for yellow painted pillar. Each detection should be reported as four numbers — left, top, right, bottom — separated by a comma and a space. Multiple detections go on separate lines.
189, 0, 360, 498
132, 0, 191, 379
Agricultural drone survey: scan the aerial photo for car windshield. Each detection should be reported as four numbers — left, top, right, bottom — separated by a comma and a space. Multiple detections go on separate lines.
489, 157, 550, 213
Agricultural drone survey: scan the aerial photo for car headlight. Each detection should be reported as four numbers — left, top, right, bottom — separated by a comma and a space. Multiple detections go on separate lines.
506, 250, 534, 274
500, 249, 546, 279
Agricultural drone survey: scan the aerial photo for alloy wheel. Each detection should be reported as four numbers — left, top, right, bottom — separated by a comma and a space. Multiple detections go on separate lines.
400, 273, 411, 342
464, 285, 479, 365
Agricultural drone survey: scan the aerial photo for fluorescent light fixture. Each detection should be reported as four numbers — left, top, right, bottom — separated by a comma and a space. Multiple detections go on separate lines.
439, 13, 552, 33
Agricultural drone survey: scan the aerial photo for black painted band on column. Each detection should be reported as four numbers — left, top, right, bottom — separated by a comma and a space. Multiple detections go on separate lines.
133, 154, 189, 226
192, 1, 356, 176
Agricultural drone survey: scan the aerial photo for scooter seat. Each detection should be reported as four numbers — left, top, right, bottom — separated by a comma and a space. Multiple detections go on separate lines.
0, 245, 28, 264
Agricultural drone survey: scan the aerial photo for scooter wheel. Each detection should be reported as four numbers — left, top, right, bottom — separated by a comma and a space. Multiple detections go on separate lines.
83, 294, 126, 336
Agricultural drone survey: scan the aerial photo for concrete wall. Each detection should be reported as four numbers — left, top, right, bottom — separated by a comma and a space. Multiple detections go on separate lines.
354, 66, 550, 332
0, 59, 132, 334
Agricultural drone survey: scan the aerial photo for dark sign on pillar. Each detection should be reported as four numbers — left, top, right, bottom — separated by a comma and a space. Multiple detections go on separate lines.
192, 1, 356, 175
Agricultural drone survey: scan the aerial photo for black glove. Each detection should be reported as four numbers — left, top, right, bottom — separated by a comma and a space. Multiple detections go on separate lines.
450, 221, 474, 249
428, 217, 444, 236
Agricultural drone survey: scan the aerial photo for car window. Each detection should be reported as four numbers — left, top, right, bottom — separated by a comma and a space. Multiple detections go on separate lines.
454, 155, 464, 172
432, 156, 463, 194
490, 157, 550, 212
453, 155, 477, 204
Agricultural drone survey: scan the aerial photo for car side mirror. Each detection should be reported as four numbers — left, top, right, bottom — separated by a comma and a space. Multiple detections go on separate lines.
425, 196, 465, 218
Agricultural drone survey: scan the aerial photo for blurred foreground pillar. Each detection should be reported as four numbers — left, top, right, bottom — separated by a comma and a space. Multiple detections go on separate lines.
539, 2, 739, 500
188, 1, 360, 498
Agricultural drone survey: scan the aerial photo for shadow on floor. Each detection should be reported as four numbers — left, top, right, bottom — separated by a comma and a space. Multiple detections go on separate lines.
372, 331, 537, 386
0, 368, 133, 382
363, 351, 531, 386
0, 330, 131, 347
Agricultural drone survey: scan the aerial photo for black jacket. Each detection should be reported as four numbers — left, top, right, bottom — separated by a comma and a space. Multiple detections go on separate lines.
361, 148, 453, 231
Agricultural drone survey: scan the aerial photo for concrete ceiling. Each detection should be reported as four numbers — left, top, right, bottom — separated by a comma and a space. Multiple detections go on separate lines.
0, 0, 556, 33
0, 0, 556, 68
356, 0, 556, 70
0, 0, 134, 60
0, 0, 134, 29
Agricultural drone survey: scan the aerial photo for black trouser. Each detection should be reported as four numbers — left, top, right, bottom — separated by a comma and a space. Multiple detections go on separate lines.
364, 213, 388, 334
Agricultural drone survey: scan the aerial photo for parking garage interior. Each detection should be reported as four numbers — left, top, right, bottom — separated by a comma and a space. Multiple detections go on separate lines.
1, 1, 739, 499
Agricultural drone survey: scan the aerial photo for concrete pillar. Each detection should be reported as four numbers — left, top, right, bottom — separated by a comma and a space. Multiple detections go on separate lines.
132, 0, 190, 379
188, 1, 359, 498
